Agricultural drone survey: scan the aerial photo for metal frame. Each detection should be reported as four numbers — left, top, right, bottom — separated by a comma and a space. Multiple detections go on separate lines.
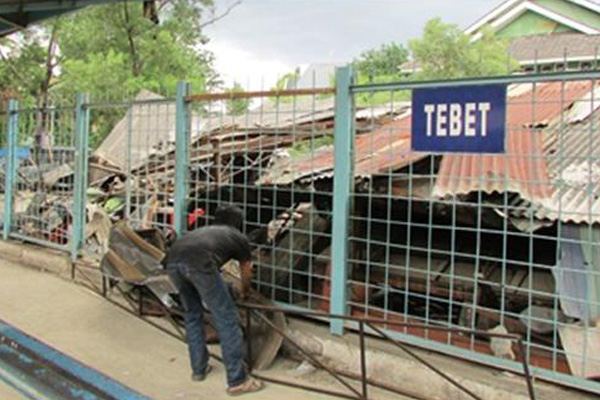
174, 82, 190, 237
71, 92, 89, 260
331, 66, 355, 335
351, 70, 600, 93
3, 100, 17, 240
240, 303, 537, 400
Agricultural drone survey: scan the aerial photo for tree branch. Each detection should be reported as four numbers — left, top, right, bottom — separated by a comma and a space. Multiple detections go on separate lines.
199, 0, 241, 29
39, 22, 59, 109
122, 2, 141, 76
0, 46, 29, 86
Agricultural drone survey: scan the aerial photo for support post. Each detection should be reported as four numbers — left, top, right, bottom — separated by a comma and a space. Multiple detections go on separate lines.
3, 100, 18, 240
174, 81, 190, 237
330, 66, 355, 335
71, 93, 89, 260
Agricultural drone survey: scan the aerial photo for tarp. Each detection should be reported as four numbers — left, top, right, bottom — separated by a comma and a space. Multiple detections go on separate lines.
556, 224, 600, 323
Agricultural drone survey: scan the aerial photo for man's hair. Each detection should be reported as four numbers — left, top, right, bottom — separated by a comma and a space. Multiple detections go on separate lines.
214, 205, 244, 232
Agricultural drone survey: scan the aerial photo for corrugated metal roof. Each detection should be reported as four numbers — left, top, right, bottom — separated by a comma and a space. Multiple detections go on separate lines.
510, 90, 600, 224
260, 80, 600, 225
94, 90, 175, 171
258, 109, 422, 185
433, 81, 594, 204
261, 81, 593, 192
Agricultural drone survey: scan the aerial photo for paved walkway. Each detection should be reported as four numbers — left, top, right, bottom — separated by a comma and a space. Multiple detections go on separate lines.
0, 259, 333, 400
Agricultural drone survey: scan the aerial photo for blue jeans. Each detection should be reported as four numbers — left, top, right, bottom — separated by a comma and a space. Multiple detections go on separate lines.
167, 263, 247, 387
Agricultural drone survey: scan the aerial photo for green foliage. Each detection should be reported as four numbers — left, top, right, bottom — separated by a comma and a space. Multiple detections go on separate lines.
270, 68, 301, 103
226, 81, 249, 116
57, 1, 217, 100
408, 19, 519, 80
350, 18, 519, 107
0, 31, 51, 105
272, 68, 301, 91
353, 42, 408, 79
354, 73, 410, 107
287, 135, 334, 159
0, 1, 219, 148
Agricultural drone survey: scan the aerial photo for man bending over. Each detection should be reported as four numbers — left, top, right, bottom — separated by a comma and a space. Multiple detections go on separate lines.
164, 205, 264, 396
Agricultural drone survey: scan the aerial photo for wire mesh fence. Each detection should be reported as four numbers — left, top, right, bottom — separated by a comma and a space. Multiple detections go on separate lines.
90, 95, 178, 232
3, 103, 79, 252
185, 88, 336, 310
3, 68, 600, 393
346, 74, 600, 390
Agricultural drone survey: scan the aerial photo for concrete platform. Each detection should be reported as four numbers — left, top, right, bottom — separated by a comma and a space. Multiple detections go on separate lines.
0, 259, 337, 400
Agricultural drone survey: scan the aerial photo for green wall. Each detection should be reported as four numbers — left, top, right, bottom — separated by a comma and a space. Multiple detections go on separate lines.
497, 11, 577, 38
537, 0, 600, 30
481, 0, 600, 38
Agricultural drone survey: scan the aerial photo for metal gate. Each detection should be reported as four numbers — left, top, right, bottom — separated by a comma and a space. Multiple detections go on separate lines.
1, 97, 86, 257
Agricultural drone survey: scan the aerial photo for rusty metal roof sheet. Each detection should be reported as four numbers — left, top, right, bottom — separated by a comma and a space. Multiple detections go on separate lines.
433, 81, 594, 204
260, 82, 592, 188
509, 91, 600, 224
261, 81, 600, 226
258, 110, 424, 185
94, 90, 175, 171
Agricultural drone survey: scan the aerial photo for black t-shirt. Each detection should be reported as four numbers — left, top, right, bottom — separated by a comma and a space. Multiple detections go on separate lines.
164, 225, 252, 272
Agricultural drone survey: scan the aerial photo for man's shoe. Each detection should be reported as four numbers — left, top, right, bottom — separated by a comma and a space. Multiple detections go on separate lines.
192, 365, 213, 382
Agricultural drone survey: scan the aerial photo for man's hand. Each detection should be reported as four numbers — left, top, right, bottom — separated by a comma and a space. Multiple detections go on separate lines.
240, 260, 254, 300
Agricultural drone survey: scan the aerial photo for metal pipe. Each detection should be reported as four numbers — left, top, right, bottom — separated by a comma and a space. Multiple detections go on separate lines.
238, 303, 521, 340
366, 322, 484, 400
351, 70, 600, 93
252, 310, 364, 399
252, 373, 361, 400
518, 339, 537, 400
187, 88, 335, 103
359, 321, 368, 400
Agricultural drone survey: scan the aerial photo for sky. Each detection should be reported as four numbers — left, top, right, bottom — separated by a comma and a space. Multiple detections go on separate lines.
203, 0, 506, 90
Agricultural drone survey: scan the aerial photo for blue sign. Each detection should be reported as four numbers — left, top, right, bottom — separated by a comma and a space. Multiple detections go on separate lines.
411, 84, 506, 153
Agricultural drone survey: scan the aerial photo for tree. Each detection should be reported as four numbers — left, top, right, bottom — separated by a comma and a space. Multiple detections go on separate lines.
0, 27, 58, 107
226, 81, 249, 116
272, 68, 301, 91
57, 1, 219, 100
0, 0, 226, 147
353, 42, 408, 79
408, 18, 518, 80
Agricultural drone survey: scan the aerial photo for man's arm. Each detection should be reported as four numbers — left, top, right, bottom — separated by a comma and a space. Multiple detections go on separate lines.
240, 260, 254, 300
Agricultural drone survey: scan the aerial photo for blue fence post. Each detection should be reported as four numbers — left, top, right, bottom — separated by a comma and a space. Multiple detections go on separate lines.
3, 100, 18, 241
71, 93, 89, 260
174, 81, 190, 237
330, 66, 355, 335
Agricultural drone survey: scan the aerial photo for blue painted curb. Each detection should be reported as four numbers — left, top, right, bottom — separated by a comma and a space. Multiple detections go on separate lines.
0, 318, 152, 400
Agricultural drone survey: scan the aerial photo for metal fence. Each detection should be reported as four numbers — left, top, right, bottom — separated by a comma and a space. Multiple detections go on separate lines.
88, 93, 177, 236
336, 70, 600, 393
182, 86, 336, 310
2, 69, 600, 394
1, 98, 86, 256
